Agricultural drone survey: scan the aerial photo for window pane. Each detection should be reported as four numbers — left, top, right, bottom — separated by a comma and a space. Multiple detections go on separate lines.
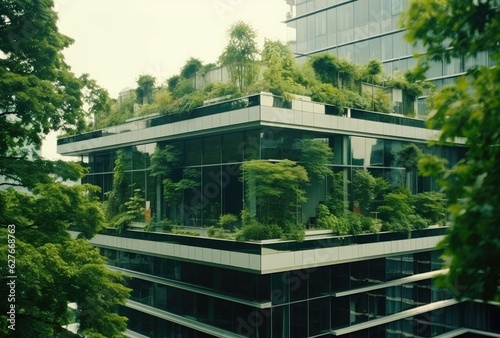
203, 135, 221, 164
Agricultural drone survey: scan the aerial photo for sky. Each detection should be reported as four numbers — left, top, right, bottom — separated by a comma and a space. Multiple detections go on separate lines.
54, 0, 291, 98
43, 0, 292, 159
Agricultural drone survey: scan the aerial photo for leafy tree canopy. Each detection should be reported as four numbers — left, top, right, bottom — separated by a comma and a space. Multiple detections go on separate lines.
402, 0, 500, 301
135, 74, 156, 104
180, 57, 203, 79
0, 0, 130, 335
219, 21, 259, 91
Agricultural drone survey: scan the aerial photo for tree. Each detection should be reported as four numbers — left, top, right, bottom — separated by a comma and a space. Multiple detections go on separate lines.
0, 1, 130, 335
106, 150, 129, 218
363, 59, 383, 110
402, 0, 500, 301
150, 145, 199, 219
0, 0, 86, 185
298, 139, 333, 181
259, 39, 306, 96
219, 21, 259, 92
79, 73, 112, 129
135, 74, 156, 104
351, 169, 376, 216
396, 143, 423, 193
241, 160, 308, 231
180, 57, 203, 79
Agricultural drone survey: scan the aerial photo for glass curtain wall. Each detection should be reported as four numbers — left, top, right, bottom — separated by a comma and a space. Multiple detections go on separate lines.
83, 128, 463, 227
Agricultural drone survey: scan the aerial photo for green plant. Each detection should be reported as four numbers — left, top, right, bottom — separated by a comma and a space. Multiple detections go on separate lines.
241, 159, 308, 227
411, 191, 446, 225
316, 204, 336, 229
298, 139, 334, 181
207, 226, 227, 239
145, 219, 175, 232
219, 213, 238, 231
327, 171, 346, 215
219, 21, 260, 91
351, 169, 376, 216
125, 188, 145, 222
236, 223, 283, 241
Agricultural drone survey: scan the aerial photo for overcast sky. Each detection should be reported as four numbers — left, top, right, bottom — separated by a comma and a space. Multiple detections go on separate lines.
55, 0, 291, 98
44, 0, 291, 159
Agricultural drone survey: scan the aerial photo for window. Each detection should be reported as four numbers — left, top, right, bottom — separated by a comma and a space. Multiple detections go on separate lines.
203, 136, 221, 165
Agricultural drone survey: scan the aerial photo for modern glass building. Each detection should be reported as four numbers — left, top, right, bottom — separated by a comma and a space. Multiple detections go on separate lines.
284, 0, 494, 115
59, 94, 500, 337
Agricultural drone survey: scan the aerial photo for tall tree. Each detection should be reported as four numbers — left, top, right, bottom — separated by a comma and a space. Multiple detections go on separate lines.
135, 74, 156, 104
180, 57, 203, 79
259, 39, 307, 97
0, 0, 130, 335
219, 21, 259, 91
402, 0, 500, 301
79, 73, 112, 129
241, 160, 308, 227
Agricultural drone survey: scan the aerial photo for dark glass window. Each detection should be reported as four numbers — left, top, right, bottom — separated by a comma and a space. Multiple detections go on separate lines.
184, 138, 202, 165
290, 301, 308, 338
222, 132, 244, 163
309, 297, 330, 336
203, 135, 221, 165
289, 269, 309, 302
309, 266, 330, 298
331, 263, 350, 292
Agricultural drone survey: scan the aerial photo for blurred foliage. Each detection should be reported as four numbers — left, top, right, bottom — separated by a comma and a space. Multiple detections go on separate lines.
402, 0, 500, 301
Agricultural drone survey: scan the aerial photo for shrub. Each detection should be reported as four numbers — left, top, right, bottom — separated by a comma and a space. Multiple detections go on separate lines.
411, 192, 446, 225
347, 212, 364, 235
408, 214, 429, 230
144, 219, 176, 232
369, 218, 383, 233
207, 226, 226, 238
316, 204, 336, 229
219, 213, 238, 231
236, 223, 283, 241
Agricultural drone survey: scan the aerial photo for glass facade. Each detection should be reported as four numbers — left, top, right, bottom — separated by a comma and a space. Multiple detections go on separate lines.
286, 0, 495, 115
83, 127, 464, 226
101, 245, 500, 337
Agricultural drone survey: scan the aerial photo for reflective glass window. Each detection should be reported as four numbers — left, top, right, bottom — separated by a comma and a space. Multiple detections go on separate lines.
309, 298, 330, 336
184, 138, 202, 165
203, 135, 221, 165
354, 0, 369, 28
336, 3, 353, 32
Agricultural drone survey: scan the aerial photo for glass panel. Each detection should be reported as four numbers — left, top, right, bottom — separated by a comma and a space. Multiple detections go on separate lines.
272, 305, 290, 337
290, 302, 308, 338
331, 263, 350, 292
261, 130, 282, 160
392, 31, 408, 58
327, 8, 337, 34
222, 132, 244, 163
290, 269, 308, 302
184, 138, 201, 165
336, 3, 353, 32
354, 0, 369, 28
203, 135, 221, 165
354, 41, 370, 64
370, 37, 382, 60
309, 298, 330, 336
309, 266, 330, 298
244, 130, 260, 160
221, 164, 242, 216
202, 166, 222, 226
332, 296, 350, 328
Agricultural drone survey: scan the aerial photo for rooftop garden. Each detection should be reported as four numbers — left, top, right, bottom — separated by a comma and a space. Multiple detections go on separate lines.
73, 22, 433, 136
66, 22, 445, 242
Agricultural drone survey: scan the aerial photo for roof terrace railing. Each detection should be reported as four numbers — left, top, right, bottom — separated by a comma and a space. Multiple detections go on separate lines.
57, 93, 427, 146
96, 226, 449, 255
